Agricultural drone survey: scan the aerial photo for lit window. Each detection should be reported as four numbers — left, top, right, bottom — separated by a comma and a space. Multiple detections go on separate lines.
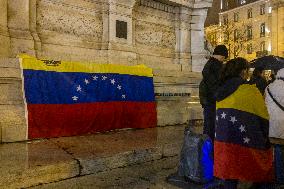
247, 43, 253, 54
247, 26, 252, 40
260, 4, 265, 15
247, 8, 252, 19
240, 0, 246, 4
234, 12, 239, 22
234, 29, 239, 41
223, 15, 228, 25
260, 41, 265, 51
260, 23, 265, 37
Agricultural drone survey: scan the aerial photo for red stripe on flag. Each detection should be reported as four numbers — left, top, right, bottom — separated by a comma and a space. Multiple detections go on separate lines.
27, 102, 157, 139
214, 141, 274, 182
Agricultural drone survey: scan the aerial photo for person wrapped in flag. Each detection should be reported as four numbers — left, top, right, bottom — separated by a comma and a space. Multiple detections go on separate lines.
214, 58, 274, 189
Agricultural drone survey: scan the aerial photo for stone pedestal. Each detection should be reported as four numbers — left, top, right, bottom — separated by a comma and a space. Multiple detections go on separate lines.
0, 0, 212, 142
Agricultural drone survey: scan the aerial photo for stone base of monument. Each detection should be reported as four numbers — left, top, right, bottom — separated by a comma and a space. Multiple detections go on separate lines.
0, 124, 204, 188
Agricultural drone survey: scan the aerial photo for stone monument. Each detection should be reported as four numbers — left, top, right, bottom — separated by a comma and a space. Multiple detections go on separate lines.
0, 0, 212, 142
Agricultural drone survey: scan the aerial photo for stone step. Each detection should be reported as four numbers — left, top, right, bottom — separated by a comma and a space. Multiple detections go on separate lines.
0, 125, 200, 189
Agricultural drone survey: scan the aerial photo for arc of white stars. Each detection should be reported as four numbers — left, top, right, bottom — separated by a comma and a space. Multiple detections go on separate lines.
221, 112, 227, 119
122, 94, 126, 99
84, 79, 89, 84
239, 125, 246, 132
117, 85, 122, 90
92, 75, 98, 80
216, 116, 219, 121
243, 137, 250, 144
229, 116, 237, 124
110, 79, 115, 85
76, 85, 82, 92
102, 76, 107, 80
72, 96, 79, 101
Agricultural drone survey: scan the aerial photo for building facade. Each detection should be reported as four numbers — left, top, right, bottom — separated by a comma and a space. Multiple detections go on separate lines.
0, 0, 212, 142
205, 0, 284, 61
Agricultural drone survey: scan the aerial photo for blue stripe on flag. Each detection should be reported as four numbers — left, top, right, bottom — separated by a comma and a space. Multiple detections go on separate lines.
23, 70, 155, 104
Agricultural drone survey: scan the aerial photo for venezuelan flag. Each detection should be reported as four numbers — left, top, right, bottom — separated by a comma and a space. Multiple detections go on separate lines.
214, 84, 274, 182
20, 55, 157, 139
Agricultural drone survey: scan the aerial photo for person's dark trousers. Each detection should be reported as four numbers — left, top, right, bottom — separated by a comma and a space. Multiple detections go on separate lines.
224, 179, 238, 189
203, 103, 216, 141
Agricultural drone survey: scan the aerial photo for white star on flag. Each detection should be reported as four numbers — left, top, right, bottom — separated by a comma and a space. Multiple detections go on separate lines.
72, 96, 79, 101
239, 125, 246, 132
84, 79, 89, 84
122, 94, 126, 99
102, 76, 107, 80
221, 112, 226, 119
216, 116, 219, 121
110, 79, 115, 85
92, 76, 98, 80
243, 137, 250, 144
76, 85, 82, 92
230, 116, 237, 124
117, 85, 122, 90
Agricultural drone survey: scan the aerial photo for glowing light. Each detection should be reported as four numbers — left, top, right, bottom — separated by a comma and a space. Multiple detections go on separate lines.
268, 7, 272, 13
268, 42, 271, 52
265, 27, 270, 33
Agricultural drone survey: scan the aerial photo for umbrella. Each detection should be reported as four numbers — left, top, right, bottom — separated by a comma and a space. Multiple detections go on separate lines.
250, 55, 284, 70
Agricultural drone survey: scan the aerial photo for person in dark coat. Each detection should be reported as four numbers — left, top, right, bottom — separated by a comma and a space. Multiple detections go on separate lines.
199, 45, 228, 141
249, 67, 268, 95
215, 58, 275, 189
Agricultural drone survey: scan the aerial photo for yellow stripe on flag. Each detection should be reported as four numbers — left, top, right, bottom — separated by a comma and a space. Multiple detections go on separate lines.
217, 84, 269, 120
19, 54, 153, 77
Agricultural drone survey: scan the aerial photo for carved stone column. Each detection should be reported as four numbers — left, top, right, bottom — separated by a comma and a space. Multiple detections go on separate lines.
0, 0, 10, 57
174, 6, 192, 71
7, 0, 36, 57
190, 0, 213, 72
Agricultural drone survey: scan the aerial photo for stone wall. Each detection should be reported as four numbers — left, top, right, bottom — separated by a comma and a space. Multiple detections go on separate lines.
0, 0, 211, 142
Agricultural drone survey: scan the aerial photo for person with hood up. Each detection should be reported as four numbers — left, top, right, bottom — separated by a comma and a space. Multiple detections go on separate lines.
199, 45, 228, 141
265, 68, 284, 139
214, 57, 274, 189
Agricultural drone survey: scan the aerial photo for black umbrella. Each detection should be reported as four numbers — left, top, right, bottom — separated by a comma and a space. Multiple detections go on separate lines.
250, 55, 284, 70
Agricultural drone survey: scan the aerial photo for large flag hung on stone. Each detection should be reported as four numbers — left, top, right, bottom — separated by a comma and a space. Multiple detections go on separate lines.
20, 55, 157, 139
214, 84, 274, 182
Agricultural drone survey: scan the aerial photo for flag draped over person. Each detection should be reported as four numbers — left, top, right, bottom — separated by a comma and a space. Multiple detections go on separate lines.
20, 55, 157, 139
214, 79, 274, 182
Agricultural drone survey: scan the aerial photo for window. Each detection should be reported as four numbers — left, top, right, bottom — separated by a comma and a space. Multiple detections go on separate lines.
224, 33, 229, 42
234, 29, 239, 41
247, 26, 252, 40
234, 12, 239, 22
247, 44, 253, 54
239, 0, 246, 4
247, 8, 252, 18
116, 20, 127, 39
223, 15, 228, 25
260, 4, 265, 15
260, 41, 265, 51
260, 23, 265, 37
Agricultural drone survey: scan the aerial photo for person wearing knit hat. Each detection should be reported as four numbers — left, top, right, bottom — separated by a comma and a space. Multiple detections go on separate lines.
199, 45, 228, 141
213, 45, 228, 58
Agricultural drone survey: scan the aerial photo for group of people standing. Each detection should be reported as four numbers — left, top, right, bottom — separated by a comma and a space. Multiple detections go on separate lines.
199, 45, 284, 189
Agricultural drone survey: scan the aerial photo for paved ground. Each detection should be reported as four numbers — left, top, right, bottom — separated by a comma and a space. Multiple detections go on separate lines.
1, 123, 283, 189
29, 156, 180, 189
